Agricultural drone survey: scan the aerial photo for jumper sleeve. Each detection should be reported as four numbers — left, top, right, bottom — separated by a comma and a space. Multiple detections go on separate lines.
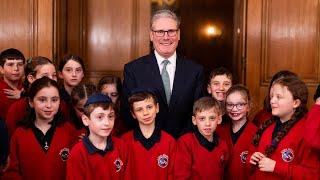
2, 132, 22, 180
66, 145, 86, 180
174, 137, 193, 179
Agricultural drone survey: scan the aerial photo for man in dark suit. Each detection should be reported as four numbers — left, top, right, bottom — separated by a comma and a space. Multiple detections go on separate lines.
121, 9, 204, 138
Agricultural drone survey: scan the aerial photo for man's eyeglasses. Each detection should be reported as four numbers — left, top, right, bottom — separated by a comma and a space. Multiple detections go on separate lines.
152, 29, 179, 37
226, 103, 247, 110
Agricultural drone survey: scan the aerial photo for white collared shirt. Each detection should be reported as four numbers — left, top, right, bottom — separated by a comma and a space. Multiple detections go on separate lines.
154, 50, 176, 92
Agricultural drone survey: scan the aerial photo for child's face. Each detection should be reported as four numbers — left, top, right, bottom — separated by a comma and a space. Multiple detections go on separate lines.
29, 86, 60, 122
131, 98, 159, 127
28, 64, 57, 83
101, 83, 118, 103
270, 84, 300, 122
74, 97, 87, 119
82, 107, 115, 139
59, 60, 84, 87
192, 108, 222, 142
207, 75, 232, 102
0, 59, 24, 82
226, 91, 249, 122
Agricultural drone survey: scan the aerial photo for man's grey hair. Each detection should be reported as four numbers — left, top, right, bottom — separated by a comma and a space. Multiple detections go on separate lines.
150, 9, 180, 29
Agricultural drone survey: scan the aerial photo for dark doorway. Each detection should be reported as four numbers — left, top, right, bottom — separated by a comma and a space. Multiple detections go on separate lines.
151, 0, 245, 84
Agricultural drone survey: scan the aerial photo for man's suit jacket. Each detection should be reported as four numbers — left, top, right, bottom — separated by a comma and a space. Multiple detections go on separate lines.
121, 52, 204, 138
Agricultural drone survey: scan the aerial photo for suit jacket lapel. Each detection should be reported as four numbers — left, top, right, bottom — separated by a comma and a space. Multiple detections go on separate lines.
169, 54, 184, 109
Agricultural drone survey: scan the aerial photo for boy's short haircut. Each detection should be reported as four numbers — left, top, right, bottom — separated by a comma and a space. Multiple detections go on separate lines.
128, 91, 158, 112
83, 93, 114, 117
208, 67, 233, 83
0, 48, 25, 66
193, 97, 222, 116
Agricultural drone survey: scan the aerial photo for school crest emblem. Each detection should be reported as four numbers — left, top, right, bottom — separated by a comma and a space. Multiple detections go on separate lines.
114, 158, 123, 172
59, 148, 70, 161
281, 148, 294, 162
157, 154, 169, 168
220, 154, 225, 165
240, 151, 248, 163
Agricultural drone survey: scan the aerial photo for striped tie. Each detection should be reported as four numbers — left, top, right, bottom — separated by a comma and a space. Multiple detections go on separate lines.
161, 60, 171, 104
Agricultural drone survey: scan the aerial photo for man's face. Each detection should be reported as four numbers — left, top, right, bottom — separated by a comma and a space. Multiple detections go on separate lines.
150, 17, 180, 59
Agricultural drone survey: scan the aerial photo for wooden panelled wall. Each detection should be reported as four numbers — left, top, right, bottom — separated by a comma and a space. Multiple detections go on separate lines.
66, 0, 150, 83
0, 0, 54, 59
246, 0, 320, 114
0, 0, 150, 83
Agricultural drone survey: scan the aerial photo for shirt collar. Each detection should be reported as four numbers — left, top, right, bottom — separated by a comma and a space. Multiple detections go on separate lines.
134, 125, 161, 150
272, 118, 291, 140
31, 121, 57, 153
193, 126, 219, 151
83, 136, 113, 156
154, 50, 177, 67
230, 121, 248, 144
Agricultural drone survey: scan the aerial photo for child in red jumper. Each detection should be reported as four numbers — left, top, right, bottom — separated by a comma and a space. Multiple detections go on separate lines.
58, 54, 85, 104
248, 77, 320, 179
207, 67, 233, 124
174, 96, 229, 180
3, 77, 78, 179
6, 56, 70, 136
0, 48, 25, 120
67, 93, 128, 180
252, 70, 297, 127
216, 85, 257, 180
122, 89, 176, 180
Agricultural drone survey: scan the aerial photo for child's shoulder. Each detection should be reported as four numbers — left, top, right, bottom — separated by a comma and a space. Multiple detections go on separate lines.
69, 140, 87, 158
120, 130, 134, 140
111, 136, 126, 146
161, 130, 176, 141
178, 132, 194, 141
71, 140, 85, 152
11, 126, 32, 139
246, 121, 258, 132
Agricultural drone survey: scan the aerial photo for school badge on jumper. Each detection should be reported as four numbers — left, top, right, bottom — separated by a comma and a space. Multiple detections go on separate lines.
157, 154, 169, 168
240, 151, 248, 163
114, 158, 123, 172
59, 148, 70, 161
220, 154, 225, 165
281, 148, 294, 162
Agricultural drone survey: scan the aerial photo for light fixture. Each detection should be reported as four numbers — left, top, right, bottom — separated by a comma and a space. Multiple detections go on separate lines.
204, 24, 222, 38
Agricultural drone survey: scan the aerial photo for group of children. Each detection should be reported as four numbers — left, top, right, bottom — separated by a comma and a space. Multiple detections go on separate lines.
0, 48, 319, 179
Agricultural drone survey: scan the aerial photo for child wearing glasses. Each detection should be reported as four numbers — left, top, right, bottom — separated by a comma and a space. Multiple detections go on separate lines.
174, 97, 229, 179
216, 84, 257, 180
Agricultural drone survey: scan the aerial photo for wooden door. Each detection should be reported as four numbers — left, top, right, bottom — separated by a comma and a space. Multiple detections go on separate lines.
246, 0, 320, 115
0, 0, 54, 59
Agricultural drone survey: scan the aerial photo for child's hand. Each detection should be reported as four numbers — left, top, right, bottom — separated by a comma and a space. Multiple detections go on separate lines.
258, 157, 276, 172
3, 88, 23, 99
249, 152, 265, 165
